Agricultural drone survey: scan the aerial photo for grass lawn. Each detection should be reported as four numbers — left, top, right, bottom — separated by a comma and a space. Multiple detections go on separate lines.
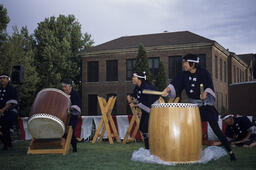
0, 140, 256, 170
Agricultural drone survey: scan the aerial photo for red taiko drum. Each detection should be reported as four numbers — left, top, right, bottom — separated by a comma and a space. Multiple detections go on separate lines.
28, 88, 70, 139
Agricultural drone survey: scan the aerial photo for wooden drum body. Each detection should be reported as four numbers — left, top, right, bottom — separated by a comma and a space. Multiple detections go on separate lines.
28, 88, 71, 139
149, 103, 202, 163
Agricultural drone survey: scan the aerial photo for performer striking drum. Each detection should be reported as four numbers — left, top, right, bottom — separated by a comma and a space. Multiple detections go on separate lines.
162, 54, 236, 161
61, 78, 81, 152
127, 71, 158, 149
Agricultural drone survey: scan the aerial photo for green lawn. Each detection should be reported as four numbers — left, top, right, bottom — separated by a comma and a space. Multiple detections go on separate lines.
0, 141, 256, 170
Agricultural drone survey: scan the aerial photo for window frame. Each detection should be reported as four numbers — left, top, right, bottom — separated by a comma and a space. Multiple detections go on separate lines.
106, 60, 118, 81
169, 55, 182, 79
87, 61, 99, 82
126, 59, 136, 81
148, 57, 160, 80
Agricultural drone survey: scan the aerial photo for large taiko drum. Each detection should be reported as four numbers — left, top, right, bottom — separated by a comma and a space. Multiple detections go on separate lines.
28, 88, 71, 139
149, 103, 202, 163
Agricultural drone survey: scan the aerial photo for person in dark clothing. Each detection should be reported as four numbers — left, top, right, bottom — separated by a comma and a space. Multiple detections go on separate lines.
61, 78, 81, 152
127, 71, 159, 149
162, 54, 236, 161
0, 73, 18, 150
220, 115, 256, 148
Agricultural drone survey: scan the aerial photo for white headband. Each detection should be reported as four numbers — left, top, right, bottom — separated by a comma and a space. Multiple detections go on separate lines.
0, 75, 11, 80
186, 57, 200, 63
221, 114, 233, 120
61, 83, 72, 87
133, 73, 146, 80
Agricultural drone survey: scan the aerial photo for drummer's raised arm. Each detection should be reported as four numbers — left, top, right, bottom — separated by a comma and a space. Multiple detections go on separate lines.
162, 87, 170, 97
162, 84, 176, 99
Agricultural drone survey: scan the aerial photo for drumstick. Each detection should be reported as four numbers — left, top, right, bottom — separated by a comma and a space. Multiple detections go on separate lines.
142, 90, 164, 95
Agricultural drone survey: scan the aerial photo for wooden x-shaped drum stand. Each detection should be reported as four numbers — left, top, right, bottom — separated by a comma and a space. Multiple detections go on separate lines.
123, 106, 143, 144
92, 96, 121, 144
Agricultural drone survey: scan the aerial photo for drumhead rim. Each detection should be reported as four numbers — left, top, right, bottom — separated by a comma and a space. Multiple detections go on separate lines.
28, 113, 65, 135
38, 88, 71, 101
152, 103, 198, 108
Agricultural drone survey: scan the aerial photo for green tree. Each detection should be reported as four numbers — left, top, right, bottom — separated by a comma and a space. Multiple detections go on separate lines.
34, 14, 94, 91
0, 4, 10, 46
155, 61, 166, 91
135, 44, 152, 83
0, 26, 39, 116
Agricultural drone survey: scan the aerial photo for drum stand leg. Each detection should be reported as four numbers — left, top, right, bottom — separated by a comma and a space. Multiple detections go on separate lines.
123, 107, 143, 144
27, 126, 73, 155
92, 96, 121, 144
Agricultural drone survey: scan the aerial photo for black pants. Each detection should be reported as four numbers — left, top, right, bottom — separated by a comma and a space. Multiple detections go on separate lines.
0, 111, 17, 149
139, 111, 150, 149
199, 105, 232, 152
139, 111, 149, 134
69, 115, 78, 151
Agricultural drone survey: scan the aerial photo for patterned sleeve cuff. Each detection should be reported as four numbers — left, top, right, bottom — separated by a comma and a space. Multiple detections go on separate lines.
71, 105, 81, 113
6, 99, 18, 105
205, 88, 216, 99
137, 103, 150, 113
167, 84, 176, 99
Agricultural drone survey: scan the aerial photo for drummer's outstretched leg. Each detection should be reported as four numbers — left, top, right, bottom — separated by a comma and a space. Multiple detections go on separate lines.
208, 119, 236, 161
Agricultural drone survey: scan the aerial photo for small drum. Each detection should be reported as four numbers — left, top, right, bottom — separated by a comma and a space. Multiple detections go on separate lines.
28, 88, 70, 139
149, 103, 202, 163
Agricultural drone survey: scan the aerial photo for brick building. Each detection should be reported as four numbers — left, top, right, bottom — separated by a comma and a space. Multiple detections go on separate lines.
80, 31, 254, 115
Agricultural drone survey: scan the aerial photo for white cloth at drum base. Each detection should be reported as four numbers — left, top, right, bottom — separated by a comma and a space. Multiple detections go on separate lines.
131, 146, 227, 165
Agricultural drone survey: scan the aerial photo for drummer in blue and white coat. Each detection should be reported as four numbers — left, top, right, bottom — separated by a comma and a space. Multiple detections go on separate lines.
162, 54, 236, 161
127, 71, 159, 149
61, 78, 81, 152
0, 73, 18, 150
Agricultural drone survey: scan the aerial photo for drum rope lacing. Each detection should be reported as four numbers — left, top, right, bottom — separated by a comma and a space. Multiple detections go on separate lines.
152, 103, 198, 108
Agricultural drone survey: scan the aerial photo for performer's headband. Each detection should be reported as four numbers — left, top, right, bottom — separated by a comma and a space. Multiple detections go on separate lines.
61, 83, 72, 87
133, 73, 146, 80
183, 57, 200, 63
221, 114, 233, 120
0, 75, 10, 80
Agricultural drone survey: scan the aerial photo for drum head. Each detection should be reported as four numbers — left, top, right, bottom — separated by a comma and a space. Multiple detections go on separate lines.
28, 113, 65, 139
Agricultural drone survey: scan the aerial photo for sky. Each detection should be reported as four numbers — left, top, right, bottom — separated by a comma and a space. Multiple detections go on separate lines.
2, 0, 256, 54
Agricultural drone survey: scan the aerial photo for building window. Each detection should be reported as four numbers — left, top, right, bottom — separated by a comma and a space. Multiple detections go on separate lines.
225, 94, 228, 110
237, 68, 239, 82
88, 94, 98, 115
106, 60, 118, 81
224, 61, 227, 82
233, 66, 236, 83
197, 54, 206, 68
148, 57, 159, 80
216, 92, 219, 111
87, 61, 99, 82
240, 70, 242, 82
126, 59, 136, 80
221, 93, 223, 109
220, 58, 223, 81
169, 56, 182, 79
215, 56, 218, 79
107, 94, 117, 115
